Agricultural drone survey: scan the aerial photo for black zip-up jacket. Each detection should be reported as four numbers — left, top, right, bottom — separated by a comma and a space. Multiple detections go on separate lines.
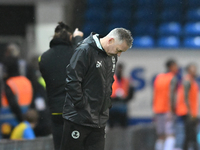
39, 37, 82, 113
63, 33, 118, 128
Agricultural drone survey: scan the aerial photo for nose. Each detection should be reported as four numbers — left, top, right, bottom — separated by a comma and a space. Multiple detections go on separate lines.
117, 52, 122, 57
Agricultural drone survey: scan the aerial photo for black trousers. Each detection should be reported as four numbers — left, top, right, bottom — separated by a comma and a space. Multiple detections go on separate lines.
109, 110, 127, 128
51, 115, 64, 150
182, 115, 198, 150
60, 119, 105, 150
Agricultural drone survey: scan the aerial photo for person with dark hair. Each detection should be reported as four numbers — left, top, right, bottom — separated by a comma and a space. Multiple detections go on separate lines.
176, 64, 199, 150
109, 63, 134, 128
10, 109, 39, 140
165, 59, 177, 72
60, 28, 133, 150
0, 56, 33, 138
153, 59, 179, 150
39, 22, 83, 150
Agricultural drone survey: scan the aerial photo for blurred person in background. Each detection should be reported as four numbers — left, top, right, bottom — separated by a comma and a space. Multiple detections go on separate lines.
0, 43, 7, 62
39, 22, 83, 150
27, 56, 51, 137
4, 43, 20, 58
60, 28, 133, 150
0, 44, 10, 139
3, 42, 51, 138
4, 43, 27, 76
10, 109, 39, 140
153, 59, 179, 150
176, 64, 199, 150
109, 63, 134, 128
0, 56, 33, 139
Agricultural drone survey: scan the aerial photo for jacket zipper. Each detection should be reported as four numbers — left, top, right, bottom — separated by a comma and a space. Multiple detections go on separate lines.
98, 56, 109, 128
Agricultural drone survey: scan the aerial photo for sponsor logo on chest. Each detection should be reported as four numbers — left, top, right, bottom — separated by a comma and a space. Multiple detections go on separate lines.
96, 57, 116, 72
96, 61, 102, 68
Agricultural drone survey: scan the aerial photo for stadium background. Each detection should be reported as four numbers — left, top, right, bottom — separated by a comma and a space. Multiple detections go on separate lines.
1, 0, 200, 149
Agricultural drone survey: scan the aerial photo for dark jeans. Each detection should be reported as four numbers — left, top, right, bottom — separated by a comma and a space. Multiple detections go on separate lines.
60, 119, 105, 150
51, 115, 64, 150
182, 115, 198, 150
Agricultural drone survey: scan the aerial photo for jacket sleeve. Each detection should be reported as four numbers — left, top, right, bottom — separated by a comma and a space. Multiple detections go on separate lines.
5, 83, 23, 122
38, 55, 44, 75
125, 86, 134, 102
72, 36, 83, 48
66, 48, 89, 108
170, 76, 178, 112
183, 80, 191, 115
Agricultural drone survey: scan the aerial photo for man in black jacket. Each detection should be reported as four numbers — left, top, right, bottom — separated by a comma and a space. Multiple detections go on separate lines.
61, 28, 133, 150
39, 22, 83, 150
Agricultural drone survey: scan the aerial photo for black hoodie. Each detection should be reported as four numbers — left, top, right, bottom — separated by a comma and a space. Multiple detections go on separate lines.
63, 33, 118, 128
39, 36, 82, 113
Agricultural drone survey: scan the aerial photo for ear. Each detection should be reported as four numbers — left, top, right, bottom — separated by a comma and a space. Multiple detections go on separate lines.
108, 38, 115, 44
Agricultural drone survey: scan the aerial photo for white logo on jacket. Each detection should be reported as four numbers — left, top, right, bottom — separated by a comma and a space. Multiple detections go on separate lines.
71, 130, 80, 139
96, 61, 102, 68
112, 56, 116, 72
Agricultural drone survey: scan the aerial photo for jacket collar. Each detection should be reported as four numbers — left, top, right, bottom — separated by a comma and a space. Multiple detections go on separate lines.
49, 38, 71, 48
93, 34, 103, 50
83, 32, 107, 55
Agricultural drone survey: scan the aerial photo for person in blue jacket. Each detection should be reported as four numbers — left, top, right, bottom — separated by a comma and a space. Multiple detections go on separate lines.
10, 109, 38, 140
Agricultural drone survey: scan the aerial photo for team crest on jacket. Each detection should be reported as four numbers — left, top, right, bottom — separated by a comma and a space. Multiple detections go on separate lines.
71, 130, 80, 139
112, 56, 116, 72
96, 61, 102, 68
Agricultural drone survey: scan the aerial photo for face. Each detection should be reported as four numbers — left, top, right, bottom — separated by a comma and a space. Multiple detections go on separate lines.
188, 65, 197, 77
105, 38, 129, 57
170, 63, 179, 74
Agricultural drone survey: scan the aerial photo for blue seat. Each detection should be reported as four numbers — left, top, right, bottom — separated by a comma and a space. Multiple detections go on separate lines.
112, 0, 132, 8
134, 9, 156, 22
82, 22, 104, 36
85, 8, 106, 22
162, 0, 182, 7
87, 0, 107, 8
132, 23, 156, 36
184, 37, 200, 48
186, 9, 200, 21
184, 22, 200, 36
160, 9, 182, 22
136, 0, 157, 7
107, 22, 130, 33
133, 36, 155, 48
159, 22, 182, 36
110, 9, 132, 23
158, 36, 180, 48
188, 0, 200, 8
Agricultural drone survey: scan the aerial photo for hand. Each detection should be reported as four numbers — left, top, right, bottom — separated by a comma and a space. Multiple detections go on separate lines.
166, 112, 174, 121
191, 116, 197, 121
73, 28, 84, 37
186, 114, 193, 122
187, 113, 196, 120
